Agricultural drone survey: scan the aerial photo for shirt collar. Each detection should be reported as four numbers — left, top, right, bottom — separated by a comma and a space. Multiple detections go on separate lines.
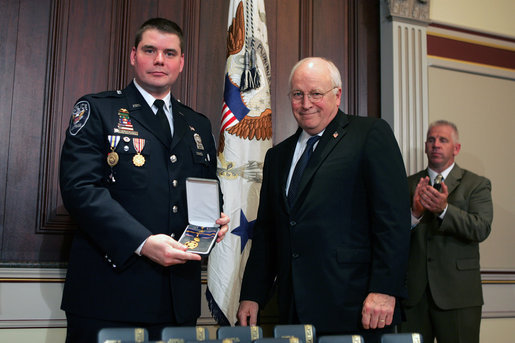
298, 129, 324, 145
428, 163, 455, 183
133, 79, 171, 112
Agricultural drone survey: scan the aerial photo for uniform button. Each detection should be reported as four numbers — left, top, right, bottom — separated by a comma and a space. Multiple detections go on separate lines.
290, 221, 296, 226
123, 145, 129, 152
172, 180, 178, 187
170, 155, 177, 163
172, 205, 178, 213
292, 253, 299, 259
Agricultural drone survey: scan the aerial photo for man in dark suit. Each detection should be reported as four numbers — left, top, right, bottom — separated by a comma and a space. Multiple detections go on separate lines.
399, 120, 493, 343
59, 18, 229, 342
236, 57, 410, 342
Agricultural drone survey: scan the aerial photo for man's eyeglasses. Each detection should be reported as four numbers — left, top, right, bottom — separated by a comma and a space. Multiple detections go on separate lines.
289, 87, 338, 103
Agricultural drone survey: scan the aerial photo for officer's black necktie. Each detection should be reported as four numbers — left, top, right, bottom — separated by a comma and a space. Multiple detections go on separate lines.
287, 135, 320, 207
154, 99, 172, 142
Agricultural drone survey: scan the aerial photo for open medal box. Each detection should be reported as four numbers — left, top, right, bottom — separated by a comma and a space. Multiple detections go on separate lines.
178, 177, 220, 255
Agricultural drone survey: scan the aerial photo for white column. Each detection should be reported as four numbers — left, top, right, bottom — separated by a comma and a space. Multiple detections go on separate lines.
380, 0, 430, 176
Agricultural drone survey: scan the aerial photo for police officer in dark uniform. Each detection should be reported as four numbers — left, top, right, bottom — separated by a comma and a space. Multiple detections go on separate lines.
59, 18, 229, 343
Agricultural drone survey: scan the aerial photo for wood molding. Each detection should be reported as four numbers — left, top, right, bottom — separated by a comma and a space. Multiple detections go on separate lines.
37, 0, 74, 233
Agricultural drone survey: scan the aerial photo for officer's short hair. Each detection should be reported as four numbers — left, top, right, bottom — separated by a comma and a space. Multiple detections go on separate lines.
134, 17, 184, 53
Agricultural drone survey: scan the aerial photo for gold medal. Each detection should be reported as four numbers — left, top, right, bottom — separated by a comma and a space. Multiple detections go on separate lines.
132, 138, 146, 167
107, 151, 119, 167
185, 240, 198, 249
133, 153, 145, 167
107, 135, 121, 167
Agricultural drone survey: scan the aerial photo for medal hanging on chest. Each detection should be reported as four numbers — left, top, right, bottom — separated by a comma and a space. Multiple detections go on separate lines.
107, 135, 121, 167
132, 138, 146, 167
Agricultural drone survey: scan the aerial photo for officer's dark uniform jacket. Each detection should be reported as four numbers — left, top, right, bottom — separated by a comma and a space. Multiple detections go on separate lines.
59, 81, 217, 323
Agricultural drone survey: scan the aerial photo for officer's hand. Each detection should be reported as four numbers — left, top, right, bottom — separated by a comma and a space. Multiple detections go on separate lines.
141, 234, 201, 266
215, 212, 230, 243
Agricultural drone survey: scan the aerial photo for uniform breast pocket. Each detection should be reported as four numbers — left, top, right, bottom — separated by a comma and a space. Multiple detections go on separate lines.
190, 147, 211, 167
108, 137, 151, 190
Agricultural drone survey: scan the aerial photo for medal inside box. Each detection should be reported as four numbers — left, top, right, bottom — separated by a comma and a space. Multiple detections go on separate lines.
178, 177, 220, 255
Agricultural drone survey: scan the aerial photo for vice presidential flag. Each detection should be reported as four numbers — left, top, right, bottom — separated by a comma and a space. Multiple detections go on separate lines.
206, 0, 272, 325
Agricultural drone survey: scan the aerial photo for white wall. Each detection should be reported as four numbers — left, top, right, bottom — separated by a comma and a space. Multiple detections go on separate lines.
431, 0, 515, 37
429, 1, 515, 341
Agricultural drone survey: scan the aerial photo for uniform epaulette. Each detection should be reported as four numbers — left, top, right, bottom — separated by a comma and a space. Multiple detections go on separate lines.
175, 100, 208, 119
90, 89, 124, 98
175, 99, 195, 112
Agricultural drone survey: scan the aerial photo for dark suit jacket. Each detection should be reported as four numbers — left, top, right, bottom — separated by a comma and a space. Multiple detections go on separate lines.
240, 111, 411, 333
59, 82, 217, 323
405, 164, 493, 309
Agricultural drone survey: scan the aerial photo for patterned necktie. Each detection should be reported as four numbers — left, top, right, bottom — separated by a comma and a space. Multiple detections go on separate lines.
287, 135, 321, 207
154, 99, 172, 142
433, 174, 443, 191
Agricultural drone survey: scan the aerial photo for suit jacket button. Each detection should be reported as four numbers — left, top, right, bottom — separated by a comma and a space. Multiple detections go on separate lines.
172, 205, 178, 213
290, 221, 296, 226
292, 253, 299, 259
170, 155, 177, 163
172, 179, 178, 187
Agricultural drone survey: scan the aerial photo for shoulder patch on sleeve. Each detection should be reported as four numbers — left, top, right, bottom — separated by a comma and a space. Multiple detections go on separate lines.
69, 100, 91, 135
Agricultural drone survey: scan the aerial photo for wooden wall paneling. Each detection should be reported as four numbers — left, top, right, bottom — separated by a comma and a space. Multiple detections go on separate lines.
312, 0, 347, 110
300, 0, 313, 58
156, 0, 187, 101
122, 0, 160, 89
343, 0, 354, 115
0, 0, 381, 265
272, 0, 302, 143
191, 0, 227, 136
3, 0, 52, 262
354, 0, 380, 117
107, 0, 132, 91
37, 0, 74, 237
0, 0, 20, 255
37, 0, 123, 263
178, 0, 201, 110
39, 0, 116, 234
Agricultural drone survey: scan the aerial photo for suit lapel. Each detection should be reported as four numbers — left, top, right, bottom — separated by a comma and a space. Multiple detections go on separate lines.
280, 130, 302, 211
291, 111, 350, 210
444, 164, 464, 195
123, 83, 172, 147
170, 97, 189, 150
